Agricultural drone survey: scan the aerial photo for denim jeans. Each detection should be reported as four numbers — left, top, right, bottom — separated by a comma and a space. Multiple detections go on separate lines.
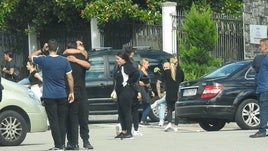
156, 95, 166, 122
17, 78, 30, 85
258, 90, 268, 134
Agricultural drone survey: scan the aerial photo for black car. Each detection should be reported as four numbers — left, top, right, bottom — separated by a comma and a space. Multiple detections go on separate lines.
175, 60, 259, 131
85, 48, 172, 121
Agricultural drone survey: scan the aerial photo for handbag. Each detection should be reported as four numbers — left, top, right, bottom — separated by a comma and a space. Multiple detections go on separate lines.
110, 89, 117, 101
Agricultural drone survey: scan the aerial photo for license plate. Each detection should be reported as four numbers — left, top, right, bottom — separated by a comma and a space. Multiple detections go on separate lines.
183, 89, 197, 96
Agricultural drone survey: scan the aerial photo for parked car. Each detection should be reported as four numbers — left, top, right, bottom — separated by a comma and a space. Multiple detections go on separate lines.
175, 60, 259, 131
86, 48, 173, 121
0, 78, 48, 146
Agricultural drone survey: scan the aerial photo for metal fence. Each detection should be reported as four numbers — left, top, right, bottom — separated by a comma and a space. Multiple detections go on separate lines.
103, 11, 244, 63
176, 11, 244, 63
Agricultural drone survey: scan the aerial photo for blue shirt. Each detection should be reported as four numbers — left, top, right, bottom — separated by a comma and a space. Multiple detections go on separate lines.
33, 55, 72, 98
256, 54, 268, 94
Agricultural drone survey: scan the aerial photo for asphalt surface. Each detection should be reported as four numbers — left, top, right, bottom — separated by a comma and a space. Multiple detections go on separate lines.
1, 122, 267, 151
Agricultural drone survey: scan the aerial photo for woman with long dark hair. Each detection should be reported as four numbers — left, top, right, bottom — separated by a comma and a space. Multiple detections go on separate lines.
114, 51, 140, 139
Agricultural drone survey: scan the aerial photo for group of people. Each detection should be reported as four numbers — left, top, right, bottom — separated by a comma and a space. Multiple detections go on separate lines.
8, 39, 94, 150
113, 47, 184, 139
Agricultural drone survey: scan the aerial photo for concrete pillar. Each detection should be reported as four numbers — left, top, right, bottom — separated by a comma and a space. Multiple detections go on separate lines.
161, 2, 177, 55
27, 25, 38, 55
90, 18, 101, 50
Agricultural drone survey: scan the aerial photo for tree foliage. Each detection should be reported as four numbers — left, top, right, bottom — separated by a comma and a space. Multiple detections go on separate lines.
0, 0, 243, 33
174, 0, 243, 16
179, 3, 221, 80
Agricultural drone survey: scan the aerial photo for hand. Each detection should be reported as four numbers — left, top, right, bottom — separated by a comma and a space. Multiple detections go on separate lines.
137, 92, 142, 101
2, 67, 7, 72
68, 92, 74, 103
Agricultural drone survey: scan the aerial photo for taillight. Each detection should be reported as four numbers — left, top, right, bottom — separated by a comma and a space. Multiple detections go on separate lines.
201, 84, 223, 99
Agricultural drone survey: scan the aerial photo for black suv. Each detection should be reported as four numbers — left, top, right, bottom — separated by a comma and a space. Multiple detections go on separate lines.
85, 48, 172, 121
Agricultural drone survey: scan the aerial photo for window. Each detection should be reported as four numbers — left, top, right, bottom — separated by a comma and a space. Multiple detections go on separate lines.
86, 56, 105, 80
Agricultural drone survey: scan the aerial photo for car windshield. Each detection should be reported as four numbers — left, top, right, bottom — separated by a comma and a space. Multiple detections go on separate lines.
203, 61, 249, 78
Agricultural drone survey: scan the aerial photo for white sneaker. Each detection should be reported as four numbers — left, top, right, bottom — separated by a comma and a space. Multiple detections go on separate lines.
150, 102, 158, 109
115, 124, 121, 135
164, 123, 172, 132
173, 126, 178, 132
133, 130, 143, 136
158, 120, 164, 126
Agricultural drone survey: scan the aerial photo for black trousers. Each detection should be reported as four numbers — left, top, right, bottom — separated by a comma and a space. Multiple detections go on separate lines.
132, 100, 140, 131
66, 98, 80, 145
44, 98, 68, 148
166, 100, 176, 123
117, 86, 135, 134
79, 97, 90, 142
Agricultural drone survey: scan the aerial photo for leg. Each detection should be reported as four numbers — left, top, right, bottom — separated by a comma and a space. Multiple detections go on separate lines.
66, 98, 80, 149
44, 99, 64, 148
132, 100, 140, 131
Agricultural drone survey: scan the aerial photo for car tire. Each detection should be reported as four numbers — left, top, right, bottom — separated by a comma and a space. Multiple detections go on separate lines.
0, 110, 27, 146
235, 98, 259, 130
199, 119, 226, 131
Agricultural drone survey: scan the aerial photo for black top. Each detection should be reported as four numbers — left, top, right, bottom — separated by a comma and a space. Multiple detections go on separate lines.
66, 53, 88, 98
160, 66, 184, 102
3, 59, 15, 81
28, 70, 42, 85
115, 62, 140, 93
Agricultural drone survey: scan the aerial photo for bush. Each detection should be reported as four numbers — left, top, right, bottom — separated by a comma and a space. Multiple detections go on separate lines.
179, 3, 221, 80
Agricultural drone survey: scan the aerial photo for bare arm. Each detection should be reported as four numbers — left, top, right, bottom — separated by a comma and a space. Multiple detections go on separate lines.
66, 73, 74, 103
156, 80, 162, 97
2, 67, 14, 76
28, 43, 49, 59
63, 49, 88, 59
67, 55, 90, 70
34, 72, 43, 82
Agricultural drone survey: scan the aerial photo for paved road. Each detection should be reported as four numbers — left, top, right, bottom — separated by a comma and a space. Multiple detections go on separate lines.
1, 122, 267, 151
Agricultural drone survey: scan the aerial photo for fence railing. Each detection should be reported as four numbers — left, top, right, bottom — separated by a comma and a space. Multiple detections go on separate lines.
103, 11, 244, 63
176, 11, 244, 63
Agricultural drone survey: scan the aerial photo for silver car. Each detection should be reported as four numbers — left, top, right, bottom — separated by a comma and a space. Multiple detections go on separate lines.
0, 78, 48, 146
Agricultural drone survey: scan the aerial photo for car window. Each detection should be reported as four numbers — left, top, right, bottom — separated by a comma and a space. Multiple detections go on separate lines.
108, 55, 117, 78
86, 56, 105, 80
245, 67, 256, 79
204, 62, 248, 78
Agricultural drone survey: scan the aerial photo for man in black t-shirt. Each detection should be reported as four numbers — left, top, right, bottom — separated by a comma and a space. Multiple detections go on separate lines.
64, 41, 93, 150
2, 51, 16, 81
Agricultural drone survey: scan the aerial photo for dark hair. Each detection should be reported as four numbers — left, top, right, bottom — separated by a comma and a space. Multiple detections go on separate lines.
123, 46, 134, 55
27, 59, 37, 68
116, 51, 130, 62
66, 41, 77, 49
48, 39, 59, 52
4, 51, 13, 58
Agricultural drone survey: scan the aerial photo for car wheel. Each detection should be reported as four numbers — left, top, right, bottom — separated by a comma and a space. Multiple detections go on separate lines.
235, 98, 259, 130
199, 119, 226, 131
0, 110, 27, 146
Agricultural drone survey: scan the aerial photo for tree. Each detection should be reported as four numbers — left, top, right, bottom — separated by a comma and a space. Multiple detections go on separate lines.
179, 3, 221, 80
0, 0, 165, 33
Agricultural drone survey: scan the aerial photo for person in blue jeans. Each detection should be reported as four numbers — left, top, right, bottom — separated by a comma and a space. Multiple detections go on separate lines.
139, 58, 155, 125
250, 38, 268, 138
151, 62, 170, 126
151, 94, 166, 126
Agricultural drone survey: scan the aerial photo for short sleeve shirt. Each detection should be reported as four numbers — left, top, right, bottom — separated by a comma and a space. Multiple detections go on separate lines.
33, 55, 72, 98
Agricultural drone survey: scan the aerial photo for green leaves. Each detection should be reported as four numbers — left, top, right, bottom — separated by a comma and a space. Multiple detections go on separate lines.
82, 0, 164, 25
180, 3, 221, 80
